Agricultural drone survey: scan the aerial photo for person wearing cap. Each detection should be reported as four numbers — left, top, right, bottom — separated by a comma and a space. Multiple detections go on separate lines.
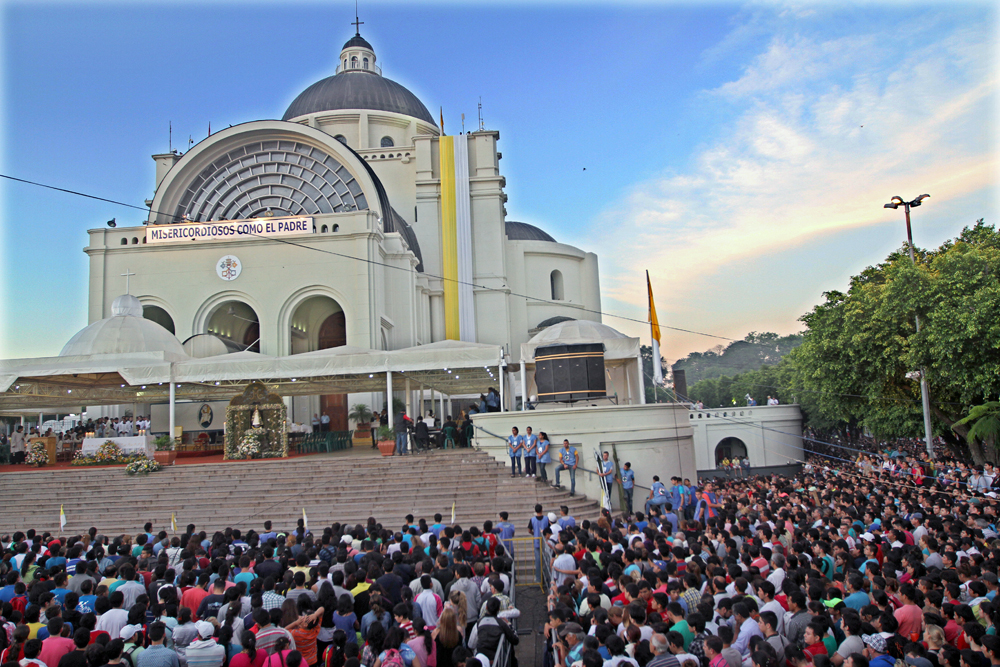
619, 462, 635, 515
120, 624, 145, 667
861, 633, 895, 667
553, 621, 584, 667
186, 620, 225, 667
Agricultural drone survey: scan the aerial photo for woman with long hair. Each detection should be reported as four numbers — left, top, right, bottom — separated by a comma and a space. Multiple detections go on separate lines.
286, 597, 325, 667
231, 631, 266, 667
445, 591, 467, 637
406, 618, 435, 667
360, 593, 389, 641
321, 629, 347, 667
1, 625, 29, 663
361, 623, 386, 667
432, 608, 462, 667
262, 637, 294, 667
20, 552, 38, 584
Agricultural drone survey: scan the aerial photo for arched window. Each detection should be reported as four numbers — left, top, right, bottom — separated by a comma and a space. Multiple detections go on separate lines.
320, 224, 328, 233
132, 237, 139, 244
363, 57, 369, 69
380, 136, 394, 148
334, 135, 347, 145
332, 224, 339, 232
351, 56, 358, 68
550, 270, 564, 301
343, 59, 347, 69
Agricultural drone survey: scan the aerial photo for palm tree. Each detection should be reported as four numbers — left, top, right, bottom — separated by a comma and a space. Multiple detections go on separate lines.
348, 403, 373, 427
953, 401, 1000, 464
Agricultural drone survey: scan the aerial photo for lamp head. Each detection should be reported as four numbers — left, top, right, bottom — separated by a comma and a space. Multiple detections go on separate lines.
883, 203, 898, 210
107, 218, 116, 228
910, 194, 930, 207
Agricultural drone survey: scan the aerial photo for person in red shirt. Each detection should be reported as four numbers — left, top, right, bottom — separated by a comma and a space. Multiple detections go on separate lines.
803, 623, 828, 661
180, 574, 212, 621
894, 583, 924, 640
38, 619, 76, 667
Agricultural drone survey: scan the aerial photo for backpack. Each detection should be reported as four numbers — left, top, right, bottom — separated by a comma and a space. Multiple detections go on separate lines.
9, 596, 26, 615
381, 649, 405, 667
122, 644, 141, 667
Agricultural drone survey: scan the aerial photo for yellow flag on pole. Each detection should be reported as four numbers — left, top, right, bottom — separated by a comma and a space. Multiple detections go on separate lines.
302, 507, 309, 531
171, 512, 177, 533
450, 501, 455, 525
60, 505, 66, 530
646, 271, 664, 385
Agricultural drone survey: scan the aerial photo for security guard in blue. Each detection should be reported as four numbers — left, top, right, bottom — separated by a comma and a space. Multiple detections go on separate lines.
507, 426, 524, 477
523, 427, 538, 478
645, 474, 669, 517
619, 461, 635, 515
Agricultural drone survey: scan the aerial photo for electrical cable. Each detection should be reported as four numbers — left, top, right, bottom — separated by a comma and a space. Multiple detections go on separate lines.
0, 172, 734, 340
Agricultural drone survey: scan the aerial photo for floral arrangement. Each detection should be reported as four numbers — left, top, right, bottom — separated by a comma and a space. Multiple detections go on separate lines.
71, 447, 148, 467
237, 428, 264, 459
25, 441, 49, 467
95, 441, 124, 463
125, 458, 162, 475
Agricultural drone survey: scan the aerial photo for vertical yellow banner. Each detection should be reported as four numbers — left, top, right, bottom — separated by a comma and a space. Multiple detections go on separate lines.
440, 135, 460, 340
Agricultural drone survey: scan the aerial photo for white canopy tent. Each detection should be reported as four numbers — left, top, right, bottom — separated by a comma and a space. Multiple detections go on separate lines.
518, 319, 645, 409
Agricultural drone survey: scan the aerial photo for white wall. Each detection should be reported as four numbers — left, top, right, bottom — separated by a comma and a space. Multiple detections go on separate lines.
470, 404, 696, 506
687, 403, 804, 470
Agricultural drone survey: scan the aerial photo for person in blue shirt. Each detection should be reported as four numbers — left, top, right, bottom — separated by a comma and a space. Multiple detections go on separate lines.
619, 462, 635, 515
553, 440, 578, 495
430, 513, 445, 537
0, 572, 18, 603
528, 504, 548, 578
645, 475, 669, 517
557, 506, 576, 531
495, 511, 516, 555
507, 427, 524, 477
523, 427, 538, 478
536, 432, 552, 482
669, 476, 684, 513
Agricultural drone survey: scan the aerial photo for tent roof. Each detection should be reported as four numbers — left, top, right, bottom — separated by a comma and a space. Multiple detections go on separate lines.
520, 319, 640, 365
0, 341, 502, 411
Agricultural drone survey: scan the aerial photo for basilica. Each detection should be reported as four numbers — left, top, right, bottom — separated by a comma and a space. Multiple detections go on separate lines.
86, 28, 602, 428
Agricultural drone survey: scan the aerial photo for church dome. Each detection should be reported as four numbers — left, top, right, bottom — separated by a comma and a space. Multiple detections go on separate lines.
283, 72, 436, 124
60, 295, 187, 357
343, 34, 373, 50
505, 220, 556, 242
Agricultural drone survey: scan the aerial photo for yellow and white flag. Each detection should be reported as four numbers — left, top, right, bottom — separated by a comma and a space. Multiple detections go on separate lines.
647, 271, 664, 385
302, 508, 308, 531
60, 505, 66, 530
171, 513, 177, 533
450, 501, 456, 525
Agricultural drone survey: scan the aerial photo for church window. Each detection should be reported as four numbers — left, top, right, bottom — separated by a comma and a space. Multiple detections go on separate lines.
550, 270, 564, 301
120, 238, 127, 245
132, 237, 139, 244
351, 56, 358, 68
321, 224, 328, 233
363, 57, 369, 69
332, 224, 339, 232
334, 135, 347, 145
343, 59, 347, 69
380, 136, 394, 148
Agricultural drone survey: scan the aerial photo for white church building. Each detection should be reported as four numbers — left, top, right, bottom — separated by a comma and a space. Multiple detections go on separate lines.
86, 29, 601, 429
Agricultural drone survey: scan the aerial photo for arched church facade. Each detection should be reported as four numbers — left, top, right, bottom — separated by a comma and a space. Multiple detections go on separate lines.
83, 29, 601, 425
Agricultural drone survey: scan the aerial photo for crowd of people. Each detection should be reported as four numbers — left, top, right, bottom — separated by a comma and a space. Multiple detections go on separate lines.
536, 446, 1000, 667
0, 514, 526, 667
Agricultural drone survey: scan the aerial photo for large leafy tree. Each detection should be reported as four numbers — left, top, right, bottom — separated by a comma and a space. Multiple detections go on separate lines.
787, 220, 1000, 462
672, 332, 802, 385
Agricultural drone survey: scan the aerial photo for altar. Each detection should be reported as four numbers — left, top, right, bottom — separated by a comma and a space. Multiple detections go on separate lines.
81, 435, 155, 457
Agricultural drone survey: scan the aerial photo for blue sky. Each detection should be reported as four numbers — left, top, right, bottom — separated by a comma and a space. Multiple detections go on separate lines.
1, 1, 996, 364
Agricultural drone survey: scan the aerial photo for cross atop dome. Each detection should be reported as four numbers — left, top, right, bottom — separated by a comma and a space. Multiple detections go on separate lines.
351, 14, 363, 36
339, 26, 378, 75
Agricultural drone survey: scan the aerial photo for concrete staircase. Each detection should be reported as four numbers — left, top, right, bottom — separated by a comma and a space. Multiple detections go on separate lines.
0, 450, 599, 535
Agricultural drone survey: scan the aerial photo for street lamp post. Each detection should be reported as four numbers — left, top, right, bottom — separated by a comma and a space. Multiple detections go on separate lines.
883, 194, 934, 458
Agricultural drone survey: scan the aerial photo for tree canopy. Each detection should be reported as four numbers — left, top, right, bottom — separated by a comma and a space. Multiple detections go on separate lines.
671, 331, 802, 386
684, 220, 1000, 463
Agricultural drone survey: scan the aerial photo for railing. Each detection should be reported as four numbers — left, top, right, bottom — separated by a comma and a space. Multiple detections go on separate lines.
335, 62, 382, 75
492, 637, 512, 667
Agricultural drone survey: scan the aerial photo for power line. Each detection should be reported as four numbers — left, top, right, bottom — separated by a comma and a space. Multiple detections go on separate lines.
0, 172, 734, 341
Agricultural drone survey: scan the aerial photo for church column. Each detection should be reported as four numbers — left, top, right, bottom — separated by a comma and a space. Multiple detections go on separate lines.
404, 377, 411, 416
168, 370, 176, 447
439, 391, 444, 423
359, 112, 370, 150
386, 371, 393, 414
636, 353, 646, 405
498, 366, 504, 413
419, 386, 425, 417
520, 364, 527, 411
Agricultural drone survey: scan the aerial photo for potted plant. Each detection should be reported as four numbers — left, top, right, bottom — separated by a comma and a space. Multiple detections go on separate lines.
348, 403, 374, 432
376, 425, 396, 456
153, 434, 176, 466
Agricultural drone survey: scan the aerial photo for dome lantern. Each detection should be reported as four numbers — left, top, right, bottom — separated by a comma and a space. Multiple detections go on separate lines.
338, 29, 379, 76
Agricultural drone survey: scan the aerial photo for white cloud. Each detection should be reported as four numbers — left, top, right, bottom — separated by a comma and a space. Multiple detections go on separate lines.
590, 12, 997, 361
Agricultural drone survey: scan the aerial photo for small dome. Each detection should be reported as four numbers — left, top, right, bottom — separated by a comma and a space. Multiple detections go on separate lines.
343, 33, 373, 50
111, 294, 143, 317
60, 296, 186, 357
527, 319, 628, 348
506, 220, 556, 242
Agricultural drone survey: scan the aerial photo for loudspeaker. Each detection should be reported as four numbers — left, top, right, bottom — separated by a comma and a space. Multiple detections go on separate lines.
534, 343, 606, 403
672, 369, 687, 401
